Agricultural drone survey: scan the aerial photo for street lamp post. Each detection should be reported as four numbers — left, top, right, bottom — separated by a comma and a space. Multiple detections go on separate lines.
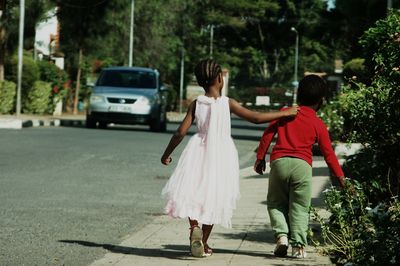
16, 0, 25, 116
291, 27, 299, 104
128, 0, 134, 67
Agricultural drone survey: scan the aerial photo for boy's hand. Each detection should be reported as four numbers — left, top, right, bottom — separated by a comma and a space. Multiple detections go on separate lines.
254, 159, 266, 175
161, 155, 172, 165
337, 176, 345, 189
284, 105, 300, 117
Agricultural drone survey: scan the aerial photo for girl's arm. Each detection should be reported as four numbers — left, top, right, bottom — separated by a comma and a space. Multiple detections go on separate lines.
161, 100, 196, 165
229, 99, 299, 124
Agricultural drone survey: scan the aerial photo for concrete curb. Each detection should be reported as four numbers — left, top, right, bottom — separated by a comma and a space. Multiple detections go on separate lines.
0, 116, 86, 129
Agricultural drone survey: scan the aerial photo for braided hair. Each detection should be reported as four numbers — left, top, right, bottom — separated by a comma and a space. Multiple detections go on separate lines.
194, 59, 222, 88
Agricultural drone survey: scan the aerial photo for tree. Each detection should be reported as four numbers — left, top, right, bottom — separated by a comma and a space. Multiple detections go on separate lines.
0, 0, 16, 81
53, 0, 110, 114
0, 0, 53, 81
328, 0, 400, 61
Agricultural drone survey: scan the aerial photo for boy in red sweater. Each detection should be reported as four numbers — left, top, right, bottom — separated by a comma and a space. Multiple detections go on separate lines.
254, 75, 345, 258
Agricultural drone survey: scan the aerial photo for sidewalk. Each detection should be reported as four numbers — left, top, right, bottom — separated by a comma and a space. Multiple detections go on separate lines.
90, 159, 334, 266
0, 114, 86, 129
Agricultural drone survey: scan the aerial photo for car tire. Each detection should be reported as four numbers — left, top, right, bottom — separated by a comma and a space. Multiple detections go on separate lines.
150, 111, 167, 132
98, 122, 108, 129
86, 117, 97, 128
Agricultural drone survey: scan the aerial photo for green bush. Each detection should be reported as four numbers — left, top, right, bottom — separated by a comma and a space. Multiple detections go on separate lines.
339, 10, 400, 197
318, 100, 345, 142
5, 52, 40, 99
312, 180, 400, 265
314, 10, 400, 265
37, 60, 68, 112
342, 58, 367, 83
0, 80, 17, 114
23, 81, 52, 114
343, 149, 394, 205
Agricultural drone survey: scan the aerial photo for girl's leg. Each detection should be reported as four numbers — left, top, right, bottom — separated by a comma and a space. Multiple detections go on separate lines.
288, 158, 312, 257
189, 218, 199, 230
202, 224, 214, 256
188, 218, 204, 257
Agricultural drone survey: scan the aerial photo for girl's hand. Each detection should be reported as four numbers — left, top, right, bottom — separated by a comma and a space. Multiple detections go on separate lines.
284, 105, 300, 117
161, 155, 172, 165
254, 159, 266, 175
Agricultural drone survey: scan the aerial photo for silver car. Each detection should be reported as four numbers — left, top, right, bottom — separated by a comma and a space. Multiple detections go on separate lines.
86, 67, 167, 131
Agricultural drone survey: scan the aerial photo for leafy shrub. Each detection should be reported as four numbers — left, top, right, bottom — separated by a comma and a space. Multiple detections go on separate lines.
5, 52, 40, 98
312, 10, 400, 265
343, 148, 394, 205
312, 180, 400, 265
23, 81, 52, 114
0, 80, 17, 114
339, 10, 400, 197
318, 100, 345, 142
342, 58, 367, 83
37, 60, 68, 112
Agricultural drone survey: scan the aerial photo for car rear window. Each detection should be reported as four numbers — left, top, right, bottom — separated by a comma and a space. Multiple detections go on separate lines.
97, 70, 156, 88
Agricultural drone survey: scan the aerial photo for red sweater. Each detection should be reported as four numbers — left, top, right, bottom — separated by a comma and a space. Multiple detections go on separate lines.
256, 106, 344, 177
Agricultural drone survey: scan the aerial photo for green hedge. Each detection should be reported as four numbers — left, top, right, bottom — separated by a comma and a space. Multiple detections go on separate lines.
23, 81, 52, 114
0, 80, 17, 114
5, 52, 40, 98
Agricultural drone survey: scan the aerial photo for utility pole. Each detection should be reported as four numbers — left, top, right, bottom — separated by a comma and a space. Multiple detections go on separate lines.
179, 47, 184, 114
291, 27, 299, 104
128, 0, 134, 67
17, 0, 25, 116
209, 24, 214, 59
387, 0, 393, 14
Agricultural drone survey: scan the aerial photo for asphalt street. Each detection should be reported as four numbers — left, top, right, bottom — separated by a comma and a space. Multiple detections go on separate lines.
0, 124, 264, 265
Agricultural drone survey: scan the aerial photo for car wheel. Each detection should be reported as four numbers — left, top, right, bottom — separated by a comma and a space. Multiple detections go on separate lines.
86, 117, 97, 128
150, 111, 167, 132
98, 122, 108, 129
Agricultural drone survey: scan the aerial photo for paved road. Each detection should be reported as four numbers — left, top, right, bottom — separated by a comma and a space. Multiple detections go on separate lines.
0, 124, 261, 265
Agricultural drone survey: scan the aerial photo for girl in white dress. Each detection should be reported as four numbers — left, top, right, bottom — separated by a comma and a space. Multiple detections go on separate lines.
161, 59, 299, 257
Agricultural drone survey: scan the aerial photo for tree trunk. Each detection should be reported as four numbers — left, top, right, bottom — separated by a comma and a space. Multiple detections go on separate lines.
273, 49, 280, 73
257, 22, 269, 80
73, 48, 83, 115
0, 0, 6, 81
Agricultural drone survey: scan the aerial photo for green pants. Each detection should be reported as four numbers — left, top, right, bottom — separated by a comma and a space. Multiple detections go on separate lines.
267, 157, 312, 247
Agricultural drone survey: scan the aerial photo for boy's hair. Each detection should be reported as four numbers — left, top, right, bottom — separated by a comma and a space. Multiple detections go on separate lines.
297, 74, 328, 106
194, 59, 222, 87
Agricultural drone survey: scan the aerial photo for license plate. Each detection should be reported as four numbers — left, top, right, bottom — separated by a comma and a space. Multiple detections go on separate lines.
109, 105, 131, 113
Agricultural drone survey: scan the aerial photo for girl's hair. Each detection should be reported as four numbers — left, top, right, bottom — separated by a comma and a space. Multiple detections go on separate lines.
194, 59, 222, 87
297, 74, 328, 106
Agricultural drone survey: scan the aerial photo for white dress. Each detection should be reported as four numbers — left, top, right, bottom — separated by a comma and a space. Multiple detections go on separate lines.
162, 95, 240, 228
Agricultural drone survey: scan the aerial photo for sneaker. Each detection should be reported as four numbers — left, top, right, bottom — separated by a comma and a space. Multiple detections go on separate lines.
292, 246, 307, 258
190, 226, 204, 257
274, 235, 288, 257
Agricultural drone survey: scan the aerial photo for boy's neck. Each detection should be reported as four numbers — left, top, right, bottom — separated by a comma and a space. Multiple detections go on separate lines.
302, 102, 321, 111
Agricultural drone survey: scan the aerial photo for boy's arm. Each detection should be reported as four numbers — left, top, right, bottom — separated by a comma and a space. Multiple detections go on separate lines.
254, 121, 278, 174
229, 99, 299, 124
317, 123, 345, 187
257, 121, 278, 159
